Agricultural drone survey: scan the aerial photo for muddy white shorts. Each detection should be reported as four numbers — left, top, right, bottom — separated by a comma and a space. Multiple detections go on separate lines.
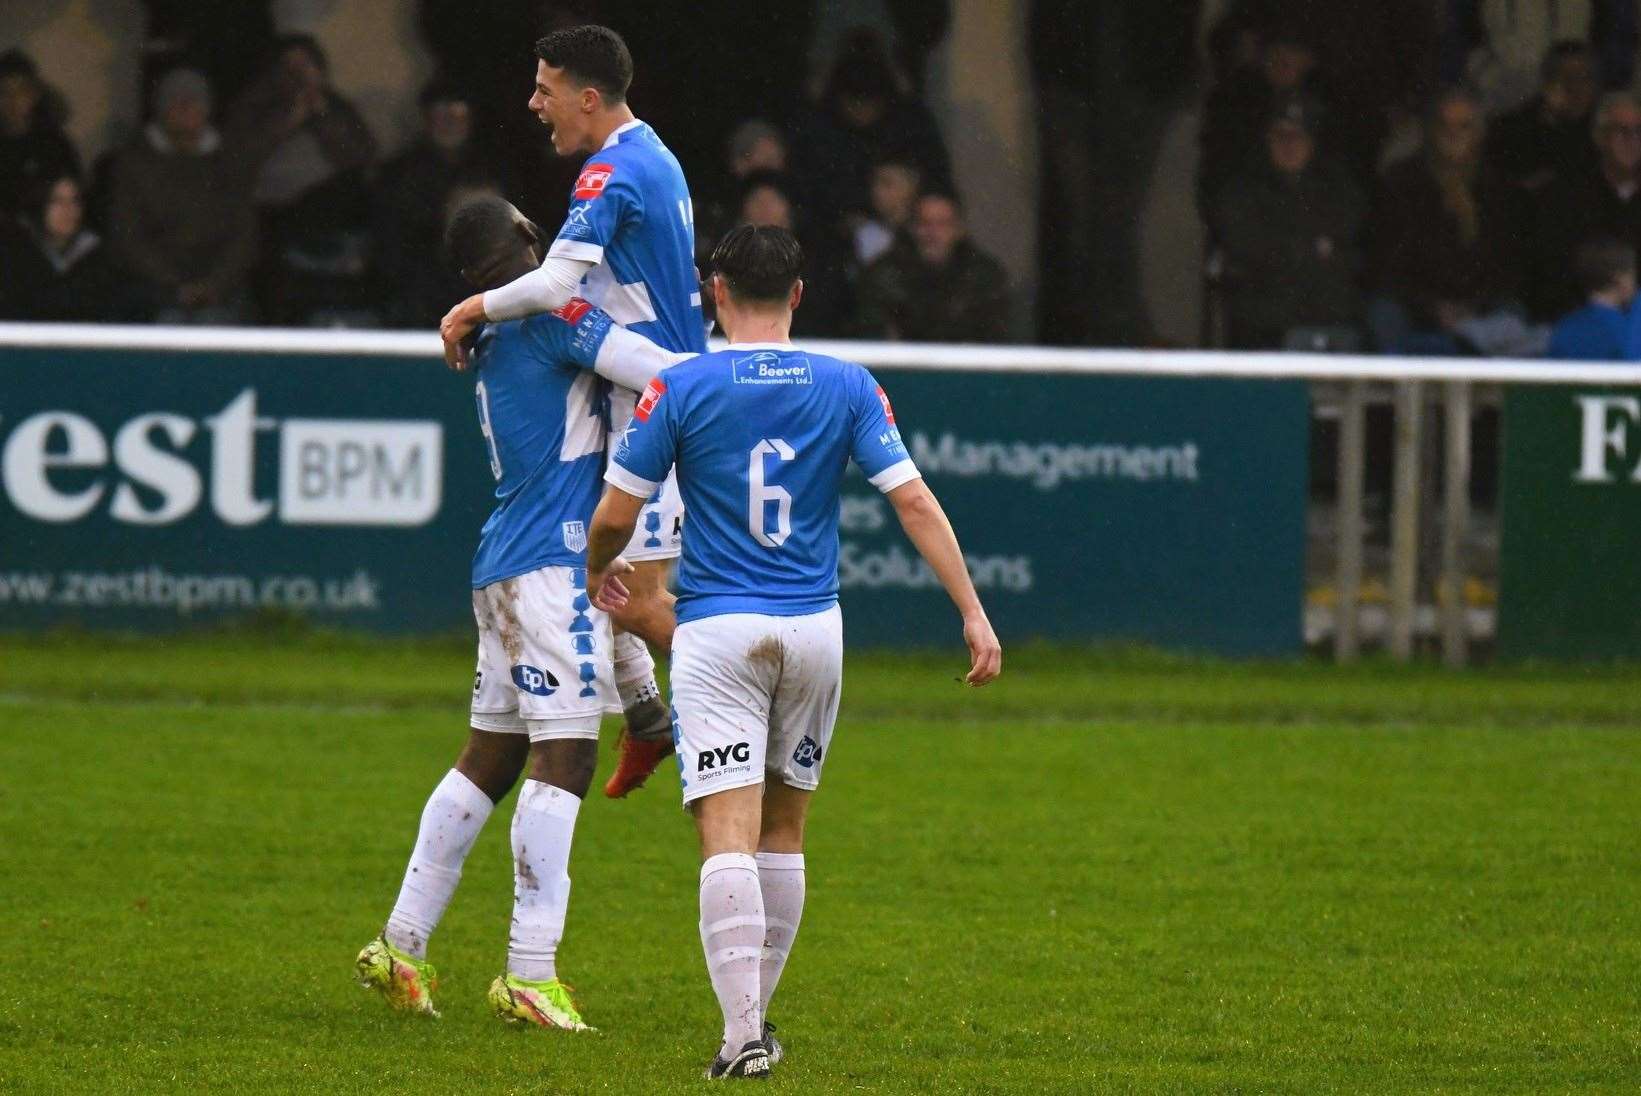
669, 605, 843, 805
609, 384, 682, 562
469, 565, 618, 740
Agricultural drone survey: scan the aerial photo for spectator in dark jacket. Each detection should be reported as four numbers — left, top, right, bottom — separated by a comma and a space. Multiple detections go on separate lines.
0, 172, 129, 322
227, 34, 377, 324
1211, 95, 1365, 349
1368, 87, 1528, 353
790, 28, 952, 234
0, 50, 81, 220
1198, 25, 1341, 214
1484, 41, 1599, 193
696, 119, 791, 272
857, 192, 1009, 343
372, 78, 500, 328
110, 68, 257, 323
1531, 92, 1641, 319
731, 170, 852, 337
1547, 237, 1636, 360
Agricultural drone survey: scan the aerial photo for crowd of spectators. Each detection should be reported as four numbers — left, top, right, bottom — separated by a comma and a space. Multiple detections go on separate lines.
1202, 5, 1641, 360
0, 20, 1012, 344
18, 3, 1641, 360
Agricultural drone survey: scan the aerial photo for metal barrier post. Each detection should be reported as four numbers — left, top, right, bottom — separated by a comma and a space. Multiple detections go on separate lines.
1389, 381, 1422, 661
1334, 381, 1366, 661
1441, 381, 1472, 667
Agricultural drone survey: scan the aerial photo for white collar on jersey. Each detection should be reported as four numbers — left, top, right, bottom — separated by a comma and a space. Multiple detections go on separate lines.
726, 342, 794, 350
601, 119, 645, 149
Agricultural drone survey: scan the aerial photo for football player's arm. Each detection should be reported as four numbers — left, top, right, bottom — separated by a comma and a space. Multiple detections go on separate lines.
886, 479, 1000, 686
440, 255, 595, 372
534, 301, 693, 389
585, 487, 644, 612
851, 371, 1000, 686
592, 324, 694, 390
587, 378, 679, 610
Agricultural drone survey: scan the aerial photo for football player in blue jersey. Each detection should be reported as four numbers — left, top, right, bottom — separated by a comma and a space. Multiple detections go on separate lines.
440, 24, 705, 800
583, 226, 1003, 1079
358, 196, 686, 1029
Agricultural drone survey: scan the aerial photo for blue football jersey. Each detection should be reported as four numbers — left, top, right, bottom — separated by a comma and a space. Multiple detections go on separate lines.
606, 344, 922, 623
550, 121, 707, 355
470, 303, 617, 588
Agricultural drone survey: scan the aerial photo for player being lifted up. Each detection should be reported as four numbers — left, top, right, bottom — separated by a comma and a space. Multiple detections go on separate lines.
357, 196, 685, 1027
441, 23, 704, 798
585, 226, 1003, 1078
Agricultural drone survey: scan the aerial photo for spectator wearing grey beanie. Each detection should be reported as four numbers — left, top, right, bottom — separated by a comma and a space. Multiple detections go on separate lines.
109, 67, 257, 323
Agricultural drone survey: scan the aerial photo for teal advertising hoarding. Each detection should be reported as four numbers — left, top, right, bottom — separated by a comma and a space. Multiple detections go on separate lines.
1500, 385, 1641, 659
1, 347, 1308, 654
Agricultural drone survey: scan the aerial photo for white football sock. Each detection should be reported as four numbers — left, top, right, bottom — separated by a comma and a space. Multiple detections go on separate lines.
384, 768, 493, 959
754, 852, 805, 1014
699, 852, 765, 1055
613, 630, 660, 709
506, 780, 581, 982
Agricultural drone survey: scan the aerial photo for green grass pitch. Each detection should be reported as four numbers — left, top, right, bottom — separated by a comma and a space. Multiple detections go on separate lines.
1, 633, 1639, 1093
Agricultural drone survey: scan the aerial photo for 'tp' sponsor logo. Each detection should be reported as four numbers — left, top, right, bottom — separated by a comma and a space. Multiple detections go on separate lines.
511, 664, 559, 696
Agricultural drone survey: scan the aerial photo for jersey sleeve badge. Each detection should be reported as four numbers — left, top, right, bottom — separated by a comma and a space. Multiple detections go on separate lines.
634, 377, 666, 421
574, 163, 615, 199
876, 385, 897, 425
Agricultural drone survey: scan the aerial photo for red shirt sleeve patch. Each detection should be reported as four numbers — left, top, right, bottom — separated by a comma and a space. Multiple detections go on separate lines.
876, 385, 896, 425
552, 297, 593, 324
634, 377, 666, 422
574, 163, 615, 199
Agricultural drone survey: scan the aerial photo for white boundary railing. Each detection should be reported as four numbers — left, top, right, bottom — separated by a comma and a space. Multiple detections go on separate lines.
7, 321, 1641, 383
8, 321, 1641, 664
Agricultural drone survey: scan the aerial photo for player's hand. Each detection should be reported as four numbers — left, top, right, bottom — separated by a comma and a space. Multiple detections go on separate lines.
440, 295, 486, 372
589, 556, 635, 614
961, 612, 1002, 686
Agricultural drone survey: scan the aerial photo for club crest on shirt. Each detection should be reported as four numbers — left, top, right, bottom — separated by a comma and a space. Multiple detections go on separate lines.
634, 378, 666, 421
574, 163, 614, 199
562, 520, 587, 553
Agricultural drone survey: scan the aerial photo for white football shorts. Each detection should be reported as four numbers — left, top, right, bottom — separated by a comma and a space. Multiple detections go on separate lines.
669, 605, 843, 805
469, 565, 619, 740
609, 384, 682, 562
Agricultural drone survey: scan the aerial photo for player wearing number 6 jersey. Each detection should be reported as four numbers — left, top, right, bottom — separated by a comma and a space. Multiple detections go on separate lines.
357, 196, 683, 1029
583, 225, 1002, 1080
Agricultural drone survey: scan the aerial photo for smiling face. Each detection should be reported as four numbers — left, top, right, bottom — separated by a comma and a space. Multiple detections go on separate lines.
528, 61, 597, 157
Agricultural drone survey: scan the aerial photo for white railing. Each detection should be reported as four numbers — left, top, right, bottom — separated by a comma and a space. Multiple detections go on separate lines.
7, 321, 1641, 665
5, 321, 1641, 382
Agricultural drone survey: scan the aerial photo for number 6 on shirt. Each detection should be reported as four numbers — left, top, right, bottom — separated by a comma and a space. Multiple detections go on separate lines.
748, 438, 795, 547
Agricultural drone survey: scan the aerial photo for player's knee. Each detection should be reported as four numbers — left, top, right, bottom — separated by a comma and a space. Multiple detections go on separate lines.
529, 738, 598, 798
457, 730, 529, 803
759, 783, 809, 852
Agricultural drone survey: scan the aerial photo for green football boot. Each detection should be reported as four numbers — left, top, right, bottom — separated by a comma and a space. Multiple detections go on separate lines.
488, 973, 593, 1031
355, 935, 439, 1017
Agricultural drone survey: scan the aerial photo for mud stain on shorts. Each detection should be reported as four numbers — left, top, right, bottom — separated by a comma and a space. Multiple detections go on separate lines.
747, 635, 783, 670
491, 578, 524, 664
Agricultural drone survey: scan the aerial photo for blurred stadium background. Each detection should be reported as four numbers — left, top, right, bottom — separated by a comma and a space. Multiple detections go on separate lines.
2, 1, 1640, 1091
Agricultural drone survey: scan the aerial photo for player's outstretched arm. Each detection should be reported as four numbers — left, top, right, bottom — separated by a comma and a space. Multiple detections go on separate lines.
886, 478, 1002, 686
439, 255, 596, 371
592, 323, 694, 390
